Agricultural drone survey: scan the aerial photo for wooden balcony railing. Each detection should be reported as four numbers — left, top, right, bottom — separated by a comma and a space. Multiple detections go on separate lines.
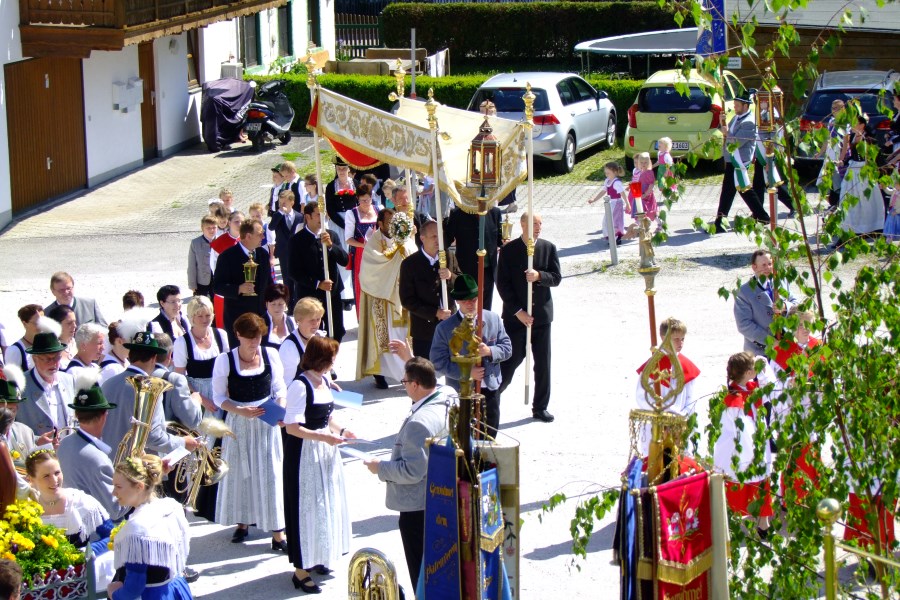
19, 0, 286, 57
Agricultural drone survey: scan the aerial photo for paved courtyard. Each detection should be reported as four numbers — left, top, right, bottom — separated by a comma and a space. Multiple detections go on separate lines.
0, 137, 825, 598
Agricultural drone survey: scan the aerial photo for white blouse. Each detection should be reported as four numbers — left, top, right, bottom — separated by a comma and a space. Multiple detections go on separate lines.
284, 374, 334, 426
211, 347, 286, 408
172, 328, 230, 369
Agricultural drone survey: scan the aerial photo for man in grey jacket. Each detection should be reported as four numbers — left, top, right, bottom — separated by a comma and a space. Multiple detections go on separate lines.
734, 249, 797, 353
188, 216, 217, 299
364, 358, 450, 591
713, 92, 770, 233
44, 271, 107, 327
57, 375, 127, 520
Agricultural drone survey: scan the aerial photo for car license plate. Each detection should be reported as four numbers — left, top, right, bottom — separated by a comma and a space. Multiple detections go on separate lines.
672, 141, 690, 151
245, 123, 262, 132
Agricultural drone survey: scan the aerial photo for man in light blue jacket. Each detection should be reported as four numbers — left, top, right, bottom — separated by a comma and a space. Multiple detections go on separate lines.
430, 274, 512, 435
364, 358, 449, 592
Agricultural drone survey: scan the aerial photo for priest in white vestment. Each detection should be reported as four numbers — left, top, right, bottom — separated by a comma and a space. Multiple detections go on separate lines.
356, 208, 418, 384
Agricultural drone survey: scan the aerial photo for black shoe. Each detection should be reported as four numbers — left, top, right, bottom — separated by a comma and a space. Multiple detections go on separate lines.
182, 567, 200, 583
756, 526, 769, 540
532, 410, 555, 423
312, 565, 333, 575
231, 527, 249, 543
330, 369, 338, 381
292, 575, 322, 594
712, 222, 727, 234
271, 538, 288, 552
342, 299, 354, 311
374, 375, 389, 389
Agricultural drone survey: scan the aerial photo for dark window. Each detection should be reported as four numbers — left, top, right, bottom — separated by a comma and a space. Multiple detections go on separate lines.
240, 15, 260, 68
569, 77, 597, 103
467, 88, 551, 113
556, 80, 576, 106
277, 4, 293, 57
807, 91, 888, 119
638, 86, 713, 113
186, 29, 200, 88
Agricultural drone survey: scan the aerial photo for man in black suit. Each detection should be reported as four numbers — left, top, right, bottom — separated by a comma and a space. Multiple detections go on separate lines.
288, 202, 350, 342
399, 220, 461, 359
496, 212, 561, 422
148, 284, 189, 339
213, 218, 273, 345
269, 189, 302, 307
444, 205, 503, 310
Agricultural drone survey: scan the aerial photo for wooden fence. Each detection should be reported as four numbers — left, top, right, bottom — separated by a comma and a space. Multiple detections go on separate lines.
335, 14, 382, 58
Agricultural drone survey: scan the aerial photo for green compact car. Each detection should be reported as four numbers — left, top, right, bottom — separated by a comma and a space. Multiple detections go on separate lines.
624, 69, 750, 170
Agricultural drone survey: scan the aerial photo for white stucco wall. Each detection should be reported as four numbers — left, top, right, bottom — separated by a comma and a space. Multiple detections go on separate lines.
201, 20, 239, 82
0, 0, 24, 229
82, 48, 143, 187
154, 35, 201, 156
319, 0, 336, 59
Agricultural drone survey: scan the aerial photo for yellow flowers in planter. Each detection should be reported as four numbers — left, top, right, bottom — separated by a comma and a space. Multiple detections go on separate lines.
0, 500, 84, 584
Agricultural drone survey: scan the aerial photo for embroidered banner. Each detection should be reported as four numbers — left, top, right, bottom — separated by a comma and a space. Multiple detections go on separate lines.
653, 472, 713, 593
479, 468, 503, 600
422, 442, 462, 600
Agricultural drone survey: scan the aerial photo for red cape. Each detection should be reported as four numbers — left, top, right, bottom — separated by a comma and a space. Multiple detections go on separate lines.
636, 354, 701, 386
210, 233, 238, 255
774, 336, 821, 372
723, 380, 759, 411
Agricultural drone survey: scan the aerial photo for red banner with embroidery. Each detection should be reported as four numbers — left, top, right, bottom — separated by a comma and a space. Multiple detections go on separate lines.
653, 472, 712, 593
658, 574, 708, 600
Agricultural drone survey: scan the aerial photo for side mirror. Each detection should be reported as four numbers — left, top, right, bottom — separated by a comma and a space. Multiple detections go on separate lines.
597, 90, 609, 100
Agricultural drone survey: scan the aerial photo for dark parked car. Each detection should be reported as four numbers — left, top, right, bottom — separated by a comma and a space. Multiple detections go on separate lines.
795, 70, 898, 166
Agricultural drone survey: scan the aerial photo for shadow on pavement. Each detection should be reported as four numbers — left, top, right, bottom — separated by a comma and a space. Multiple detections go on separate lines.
558, 241, 602, 259
660, 230, 708, 248
352, 513, 399, 537
684, 253, 747, 270
523, 521, 613, 560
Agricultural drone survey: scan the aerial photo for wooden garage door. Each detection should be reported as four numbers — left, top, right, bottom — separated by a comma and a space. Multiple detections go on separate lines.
5, 58, 87, 213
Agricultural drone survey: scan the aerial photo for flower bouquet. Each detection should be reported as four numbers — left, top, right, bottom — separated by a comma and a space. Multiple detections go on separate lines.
389, 211, 413, 246
0, 500, 87, 600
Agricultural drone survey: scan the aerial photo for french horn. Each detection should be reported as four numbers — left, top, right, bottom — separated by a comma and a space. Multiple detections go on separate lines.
166, 417, 234, 510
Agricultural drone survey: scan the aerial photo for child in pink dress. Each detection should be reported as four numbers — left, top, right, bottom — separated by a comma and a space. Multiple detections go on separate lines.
588, 161, 630, 243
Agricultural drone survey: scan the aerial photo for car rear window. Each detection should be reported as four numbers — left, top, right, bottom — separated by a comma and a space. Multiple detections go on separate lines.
638, 86, 712, 113
469, 88, 551, 113
806, 91, 891, 119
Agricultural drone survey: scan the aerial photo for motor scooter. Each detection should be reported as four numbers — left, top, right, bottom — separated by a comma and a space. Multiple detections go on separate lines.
243, 80, 294, 151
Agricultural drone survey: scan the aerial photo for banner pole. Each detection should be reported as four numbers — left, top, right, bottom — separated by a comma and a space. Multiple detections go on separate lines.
306, 52, 334, 338
425, 89, 449, 309
523, 83, 536, 406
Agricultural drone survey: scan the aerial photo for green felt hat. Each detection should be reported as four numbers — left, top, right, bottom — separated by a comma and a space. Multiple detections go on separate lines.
68, 384, 117, 411
26, 332, 66, 354
450, 274, 479, 300
0, 379, 23, 403
123, 331, 169, 355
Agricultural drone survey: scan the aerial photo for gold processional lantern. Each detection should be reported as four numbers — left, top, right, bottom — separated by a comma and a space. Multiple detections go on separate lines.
468, 115, 501, 190
754, 78, 784, 133
242, 254, 259, 296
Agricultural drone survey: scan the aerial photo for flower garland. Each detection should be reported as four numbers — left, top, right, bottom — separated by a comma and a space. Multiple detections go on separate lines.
0, 500, 84, 584
107, 520, 126, 551
389, 211, 413, 246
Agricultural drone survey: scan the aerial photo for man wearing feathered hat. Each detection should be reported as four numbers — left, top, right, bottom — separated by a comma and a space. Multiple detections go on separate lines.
0, 364, 46, 499
18, 330, 76, 436
57, 369, 127, 520
100, 316, 199, 458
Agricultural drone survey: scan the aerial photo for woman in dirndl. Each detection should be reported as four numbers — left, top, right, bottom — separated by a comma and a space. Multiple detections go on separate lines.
344, 181, 379, 317
839, 114, 884, 235
108, 454, 192, 600
262, 284, 296, 349
282, 335, 352, 594
172, 295, 229, 521
211, 313, 287, 549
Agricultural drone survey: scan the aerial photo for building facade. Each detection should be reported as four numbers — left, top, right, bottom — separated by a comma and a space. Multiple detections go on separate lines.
0, 0, 335, 229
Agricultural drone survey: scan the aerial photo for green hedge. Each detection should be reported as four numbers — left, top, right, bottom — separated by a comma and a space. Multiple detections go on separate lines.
382, 2, 690, 62
247, 73, 643, 134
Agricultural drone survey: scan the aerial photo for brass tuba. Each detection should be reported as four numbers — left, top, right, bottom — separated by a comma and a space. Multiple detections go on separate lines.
166, 417, 233, 510
348, 548, 401, 600
114, 375, 173, 466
